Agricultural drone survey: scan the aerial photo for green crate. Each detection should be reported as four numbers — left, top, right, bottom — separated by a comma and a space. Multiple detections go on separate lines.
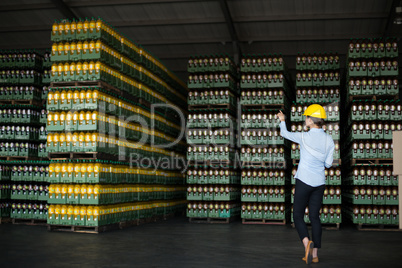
296, 79, 312, 87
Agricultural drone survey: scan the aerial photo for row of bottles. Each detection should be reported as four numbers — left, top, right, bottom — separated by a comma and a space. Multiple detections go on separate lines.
348, 39, 398, 57
0, 125, 47, 140
0, 106, 45, 124
345, 166, 397, 186
0, 164, 49, 181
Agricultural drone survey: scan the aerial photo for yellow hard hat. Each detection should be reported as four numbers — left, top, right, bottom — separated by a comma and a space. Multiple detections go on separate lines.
303, 104, 326, 119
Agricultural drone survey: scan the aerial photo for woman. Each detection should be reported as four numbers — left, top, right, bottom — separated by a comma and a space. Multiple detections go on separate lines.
277, 104, 335, 265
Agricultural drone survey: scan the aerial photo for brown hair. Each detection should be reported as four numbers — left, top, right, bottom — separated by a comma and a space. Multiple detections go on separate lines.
307, 116, 325, 128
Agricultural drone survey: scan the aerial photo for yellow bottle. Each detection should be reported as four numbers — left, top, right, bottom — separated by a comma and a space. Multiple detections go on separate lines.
59, 111, 66, 128
52, 133, 59, 150
61, 184, 68, 199
51, 64, 58, 79
81, 184, 88, 201
58, 21, 64, 36
95, 40, 102, 53
67, 185, 74, 199
83, 18, 89, 33
69, 62, 76, 78
51, 21, 58, 37
93, 206, 99, 222
59, 132, 66, 151
66, 132, 72, 151
60, 90, 66, 106
70, 19, 77, 35
48, 184, 55, 200
77, 19, 83, 34
89, 17, 96, 33
87, 206, 94, 223
76, 62, 82, 76
57, 62, 64, 76
79, 90, 85, 107
53, 90, 60, 106
63, 42, 70, 56
66, 90, 73, 106
89, 40, 95, 54
81, 163, 87, 181
82, 61, 89, 74
55, 184, 61, 198
87, 164, 94, 181
83, 40, 89, 55
64, 20, 71, 35
67, 205, 74, 221
60, 164, 67, 180
92, 132, 98, 150
78, 132, 85, 150
72, 90, 80, 106
63, 62, 70, 77
48, 204, 55, 221
93, 184, 100, 200
47, 133, 53, 150
73, 205, 80, 220
96, 18, 103, 33
69, 42, 76, 57
87, 185, 94, 199
79, 111, 86, 129
66, 163, 74, 177
85, 132, 92, 150
74, 184, 81, 197
66, 111, 73, 130
72, 132, 79, 151
79, 206, 87, 221
89, 111, 97, 128
77, 41, 83, 54
57, 42, 64, 56
52, 43, 58, 57
85, 89, 92, 106
88, 61, 95, 74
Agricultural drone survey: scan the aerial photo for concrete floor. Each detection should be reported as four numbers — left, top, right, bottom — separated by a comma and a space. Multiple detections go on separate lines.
0, 217, 401, 268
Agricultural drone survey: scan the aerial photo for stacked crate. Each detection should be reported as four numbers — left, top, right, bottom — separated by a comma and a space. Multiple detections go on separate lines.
239, 54, 292, 224
0, 49, 50, 224
46, 18, 187, 232
186, 55, 241, 223
342, 38, 400, 229
291, 52, 342, 228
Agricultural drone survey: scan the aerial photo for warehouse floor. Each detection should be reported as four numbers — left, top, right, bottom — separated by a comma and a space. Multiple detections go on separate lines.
0, 217, 401, 267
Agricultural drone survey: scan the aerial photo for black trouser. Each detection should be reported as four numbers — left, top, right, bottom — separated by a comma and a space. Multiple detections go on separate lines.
293, 179, 325, 248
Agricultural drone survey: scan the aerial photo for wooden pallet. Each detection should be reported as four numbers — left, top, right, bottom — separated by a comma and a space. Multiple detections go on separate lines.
0, 156, 47, 161
0, 217, 11, 224
241, 104, 285, 111
357, 223, 401, 232
189, 103, 234, 109
0, 99, 43, 106
47, 221, 135, 234
291, 222, 340, 230
48, 152, 115, 161
187, 160, 234, 167
292, 159, 341, 166
241, 161, 287, 169
189, 217, 237, 224
242, 218, 287, 225
350, 159, 393, 165
12, 218, 47, 226
348, 94, 398, 103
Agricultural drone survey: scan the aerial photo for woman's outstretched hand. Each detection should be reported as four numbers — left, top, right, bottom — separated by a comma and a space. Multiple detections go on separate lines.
276, 110, 286, 122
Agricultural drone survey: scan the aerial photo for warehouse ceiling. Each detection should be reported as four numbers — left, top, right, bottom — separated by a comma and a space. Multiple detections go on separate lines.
0, 0, 401, 83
